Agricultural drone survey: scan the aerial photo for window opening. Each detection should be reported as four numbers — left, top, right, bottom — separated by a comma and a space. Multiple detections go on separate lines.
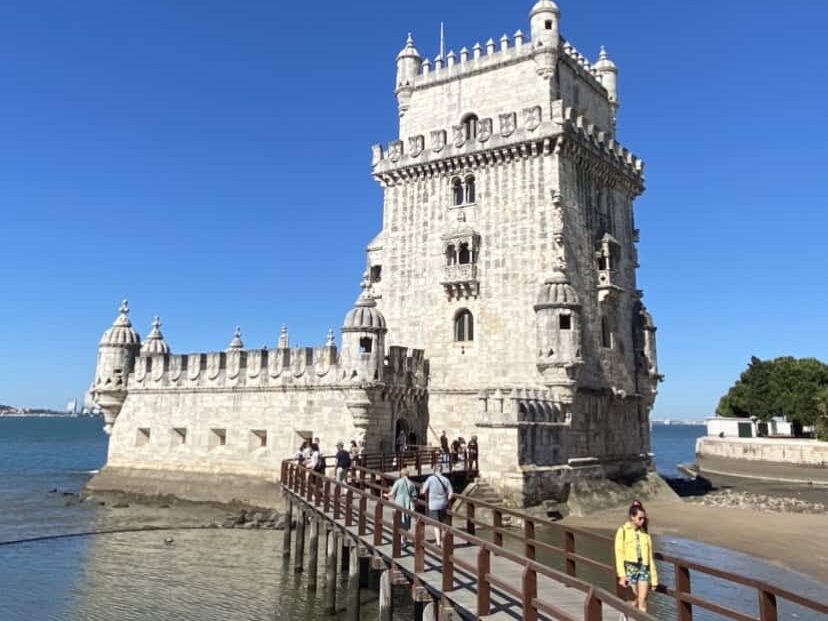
359, 337, 373, 353
445, 244, 456, 266
173, 427, 187, 445
452, 178, 464, 206
209, 428, 227, 450
559, 315, 572, 330
454, 309, 474, 342
601, 316, 612, 348
461, 114, 479, 141
370, 265, 382, 283
458, 243, 471, 265
465, 175, 476, 204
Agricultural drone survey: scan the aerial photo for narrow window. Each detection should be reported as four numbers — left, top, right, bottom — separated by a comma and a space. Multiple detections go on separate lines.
454, 309, 474, 342
545, 20, 553, 30
458, 243, 471, 265
359, 337, 373, 353
601, 316, 612, 348
461, 114, 478, 141
209, 428, 227, 450
559, 315, 572, 330
173, 427, 187, 445
452, 178, 464, 206
370, 265, 382, 283
465, 175, 476, 204
136, 428, 151, 447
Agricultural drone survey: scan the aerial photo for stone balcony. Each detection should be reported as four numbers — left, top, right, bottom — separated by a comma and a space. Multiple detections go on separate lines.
441, 264, 479, 300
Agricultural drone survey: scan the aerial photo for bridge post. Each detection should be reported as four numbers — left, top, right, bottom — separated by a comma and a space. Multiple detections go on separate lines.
675, 563, 693, 621
378, 568, 392, 621
346, 542, 361, 621
422, 601, 437, 621
325, 527, 338, 613
294, 509, 306, 573
307, 517, 319, 589
282, 499, 293, 558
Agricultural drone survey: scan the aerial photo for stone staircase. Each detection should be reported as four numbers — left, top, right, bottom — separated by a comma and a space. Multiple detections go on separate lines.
453, 479, 514, 526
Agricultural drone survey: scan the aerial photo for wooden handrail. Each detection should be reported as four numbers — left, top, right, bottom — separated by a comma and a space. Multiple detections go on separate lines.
282, 453, 828, 621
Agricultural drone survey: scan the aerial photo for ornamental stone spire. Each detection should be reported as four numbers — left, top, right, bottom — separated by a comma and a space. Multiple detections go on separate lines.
227, 327, 244, 351
141, 316, 171, 355
278, 324, 289, 349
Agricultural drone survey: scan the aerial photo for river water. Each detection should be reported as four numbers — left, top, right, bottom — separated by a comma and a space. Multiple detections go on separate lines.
0, 418, 824, 620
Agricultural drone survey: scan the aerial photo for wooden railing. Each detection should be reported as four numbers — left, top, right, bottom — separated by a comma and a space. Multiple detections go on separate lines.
283, 459, 653, 621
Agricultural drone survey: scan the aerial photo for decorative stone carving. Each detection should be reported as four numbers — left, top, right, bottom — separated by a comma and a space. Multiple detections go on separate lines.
452, 125, 465, 148
431, 129, 446, 153
478, 118, 493, 143
409, 135, 424, 158
499, 112, 517, 137
524, 106, 542, 131
388, 140, 403, 163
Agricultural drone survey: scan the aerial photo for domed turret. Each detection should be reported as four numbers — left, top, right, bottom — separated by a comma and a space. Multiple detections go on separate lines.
141, 316, 171, 355
594, 46, 619, 116
534, 269, 583, 403
93, 300, 142, 434
341, 274, 387, 381
227, 327, 244, 351
395, 33, 422, 117
529, 1, 560, 78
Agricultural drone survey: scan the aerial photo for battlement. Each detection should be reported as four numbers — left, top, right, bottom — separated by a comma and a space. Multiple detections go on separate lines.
410, 33, 607, 98
372, 100, 642, 182
127, 344, 428, 392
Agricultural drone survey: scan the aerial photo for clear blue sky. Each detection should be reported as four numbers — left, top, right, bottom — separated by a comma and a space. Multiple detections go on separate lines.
0, 1, 825, 417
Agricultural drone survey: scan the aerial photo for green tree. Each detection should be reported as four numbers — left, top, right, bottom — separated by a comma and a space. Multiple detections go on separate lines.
717, 356, 828, 429
815, 386, 828, 442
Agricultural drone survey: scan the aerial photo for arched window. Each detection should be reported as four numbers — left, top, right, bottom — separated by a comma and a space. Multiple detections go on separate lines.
461, 114, 479, 141
445, 244, 456, 266
452, 178, 464, 206
464, 175, 476, 204
454, 309, 474, 342
458, 243, 471, 265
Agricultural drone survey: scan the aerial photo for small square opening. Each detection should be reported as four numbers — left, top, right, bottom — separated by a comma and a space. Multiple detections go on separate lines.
209, 428, 227, 450
545, 20, 553, 30
559, 315, 572, 331
173, 427, 187, 445
250, 429, 267, 451
136, 428, 151, 447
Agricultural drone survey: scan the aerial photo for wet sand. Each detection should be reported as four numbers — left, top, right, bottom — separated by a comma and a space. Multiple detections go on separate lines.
564, 499, 828, 582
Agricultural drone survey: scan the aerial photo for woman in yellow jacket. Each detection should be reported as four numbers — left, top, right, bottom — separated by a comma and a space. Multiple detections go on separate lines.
615, 501, 658, 612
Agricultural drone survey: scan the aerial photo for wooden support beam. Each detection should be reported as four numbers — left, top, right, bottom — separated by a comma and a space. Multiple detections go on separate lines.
307, 517, 319, 590
294, 510, 306, 573
346, 541, 361, 621
325, 527, 338, 613
378, 568, 392, 621
282, 499, 292, 558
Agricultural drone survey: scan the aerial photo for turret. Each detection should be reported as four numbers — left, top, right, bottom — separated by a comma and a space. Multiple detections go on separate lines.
92, 300, 141, 434
594, 46, 619, 128
529, 0, 560, 79
227, 326, 244, 352
534, 268, 583, 404
341, 274, 387, 381
395, 33, 422, 117
141, 316, 171, 355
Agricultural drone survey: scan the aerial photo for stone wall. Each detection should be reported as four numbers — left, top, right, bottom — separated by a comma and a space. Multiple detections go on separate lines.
697, 437, 828, 467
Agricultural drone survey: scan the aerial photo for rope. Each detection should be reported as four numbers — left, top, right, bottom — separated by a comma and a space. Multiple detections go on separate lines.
0, 525, 221, 548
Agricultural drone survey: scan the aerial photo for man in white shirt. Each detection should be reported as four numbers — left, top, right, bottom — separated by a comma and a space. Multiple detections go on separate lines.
421, 463, 453, 547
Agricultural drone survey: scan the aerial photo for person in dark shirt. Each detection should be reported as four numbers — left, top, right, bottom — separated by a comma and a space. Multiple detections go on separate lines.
334, 441, 351, 483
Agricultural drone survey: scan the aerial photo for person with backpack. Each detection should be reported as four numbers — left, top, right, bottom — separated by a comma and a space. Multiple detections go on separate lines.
421, 463, 453, 547
334, 441, 351, 483
309, 443, 325, 474
385, 467, 416, 531
615, 500, 658, 612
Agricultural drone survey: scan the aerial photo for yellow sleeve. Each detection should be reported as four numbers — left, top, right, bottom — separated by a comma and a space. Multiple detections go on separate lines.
614, 527, 625, 578
648, 536, 658, 586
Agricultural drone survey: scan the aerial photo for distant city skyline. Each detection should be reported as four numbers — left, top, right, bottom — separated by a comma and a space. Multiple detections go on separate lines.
1, 0, 825, 418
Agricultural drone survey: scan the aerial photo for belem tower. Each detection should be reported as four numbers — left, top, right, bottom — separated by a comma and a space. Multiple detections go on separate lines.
89, 1, 661, 508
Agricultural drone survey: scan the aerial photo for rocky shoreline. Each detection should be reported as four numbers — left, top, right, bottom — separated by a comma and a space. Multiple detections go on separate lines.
686, 488, 825, 514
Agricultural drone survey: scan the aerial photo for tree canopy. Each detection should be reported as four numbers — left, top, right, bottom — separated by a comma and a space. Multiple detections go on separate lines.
716, 356, 828, 430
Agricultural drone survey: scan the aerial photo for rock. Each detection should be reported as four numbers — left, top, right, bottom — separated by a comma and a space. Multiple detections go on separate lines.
112, 502, 130, 509
242, 522, 258, 529
251, 511, 265, 524
221, 519, 236, 529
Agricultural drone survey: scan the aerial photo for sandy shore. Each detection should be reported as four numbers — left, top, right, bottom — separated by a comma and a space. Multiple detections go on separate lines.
564, 499, 828, 582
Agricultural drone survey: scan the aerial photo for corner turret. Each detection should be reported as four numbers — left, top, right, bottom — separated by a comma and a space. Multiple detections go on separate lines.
529, 0, 560, 79
227, 326, 244, 351
141, 316, 171, 355
534, 268, 583, 404
594, 46, 619, 126
395, 33, 422, 117
92, 300, 141, 434
341, 274, 387, 381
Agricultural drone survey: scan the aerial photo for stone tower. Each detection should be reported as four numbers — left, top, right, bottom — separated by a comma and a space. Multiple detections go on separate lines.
368, 1, 661, 505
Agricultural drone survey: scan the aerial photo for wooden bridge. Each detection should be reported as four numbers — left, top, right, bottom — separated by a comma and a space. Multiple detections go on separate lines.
280, 448, 828, 621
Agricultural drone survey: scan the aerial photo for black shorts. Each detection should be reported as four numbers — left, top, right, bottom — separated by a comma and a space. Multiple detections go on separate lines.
428, 508, 447, 523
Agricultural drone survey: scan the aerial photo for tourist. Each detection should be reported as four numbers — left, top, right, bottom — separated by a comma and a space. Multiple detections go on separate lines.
467, 435, 478, 471
396, 428, 407, 455
614, 501, 658, 612
439, 431, 450, 468
309, 442, 324, 474
301, 440, 313, 465
450, 437, 460, 465
349, 440, 360, 466
421, 463, 453, 547
385, 467, 416, 531
297, 440, 309, 466
334, 441, 351, 483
